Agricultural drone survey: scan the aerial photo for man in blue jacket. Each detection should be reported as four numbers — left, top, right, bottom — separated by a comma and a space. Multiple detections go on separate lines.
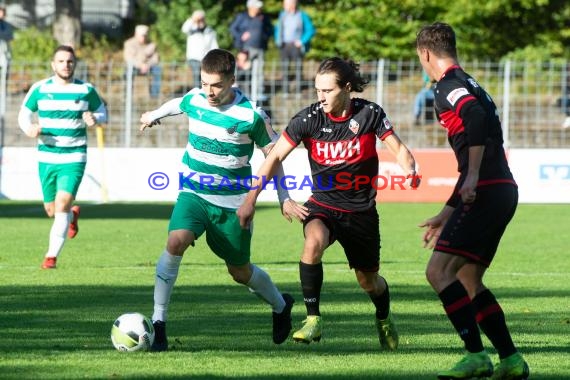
274, 0, 316, 96
230, 0, 273, 102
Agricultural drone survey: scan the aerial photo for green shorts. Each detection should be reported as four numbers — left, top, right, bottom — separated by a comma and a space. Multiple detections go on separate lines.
169, 191, 252, 266
38, 162, 86, 203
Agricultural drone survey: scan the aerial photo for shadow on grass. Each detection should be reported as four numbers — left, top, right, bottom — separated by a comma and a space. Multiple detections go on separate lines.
0, 201, 281, 219
1, 281, 568, 353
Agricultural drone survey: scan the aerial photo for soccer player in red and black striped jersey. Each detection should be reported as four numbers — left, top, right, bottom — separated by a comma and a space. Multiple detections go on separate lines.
416, 22, 529, 380
238, 57, 418, 348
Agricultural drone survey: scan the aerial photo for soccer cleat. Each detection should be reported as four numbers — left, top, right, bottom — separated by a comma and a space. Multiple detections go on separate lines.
68, 205, 80, 239
437, 351, 493, 379
491, 352, 529, 380
376, 312, 399, 350
272, 293, 295, 344
41, 257, 57, 269
151, 320, 168, 352
292, 315, 322, 343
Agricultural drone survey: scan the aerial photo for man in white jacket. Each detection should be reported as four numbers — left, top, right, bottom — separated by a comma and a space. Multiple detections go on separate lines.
181, 10, 218, 89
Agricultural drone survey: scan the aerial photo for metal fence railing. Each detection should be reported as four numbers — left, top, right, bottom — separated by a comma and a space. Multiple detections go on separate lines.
2, 59, 569, 149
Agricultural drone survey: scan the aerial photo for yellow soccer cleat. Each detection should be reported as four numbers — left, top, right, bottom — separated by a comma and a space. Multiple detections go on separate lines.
376, 312, 399, 350
292, 315, 322, 343
437, 351, 493, 379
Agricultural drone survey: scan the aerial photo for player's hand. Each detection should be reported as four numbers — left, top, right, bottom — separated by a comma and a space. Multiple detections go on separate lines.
25, 123, 41, 138
140, 112, 161, 131
237, 201, 256, 229
280, 198, 309, 223
418, 215, 444, 249
459, 174, 478, 204
405, 172, 421, 189
82, 111, 97, 127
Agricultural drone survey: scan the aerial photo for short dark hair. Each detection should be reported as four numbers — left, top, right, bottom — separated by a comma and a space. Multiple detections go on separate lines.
201, 49, 236, 79
416, 22, 457, 59
317, 57, 369, 93
52, 45, 76, 59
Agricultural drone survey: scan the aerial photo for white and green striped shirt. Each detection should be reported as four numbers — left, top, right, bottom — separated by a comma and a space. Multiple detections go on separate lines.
172, 87, 276, 209
19, 76, 107, 164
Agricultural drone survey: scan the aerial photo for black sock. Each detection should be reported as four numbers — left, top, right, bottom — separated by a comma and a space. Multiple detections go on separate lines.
299, 261, 323, 316
439, 280, 484, 353
472, 289, 517, 359
370, 279, 390, 320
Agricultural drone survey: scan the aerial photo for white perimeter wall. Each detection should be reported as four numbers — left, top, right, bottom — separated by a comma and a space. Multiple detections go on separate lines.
1, 147, 569, 204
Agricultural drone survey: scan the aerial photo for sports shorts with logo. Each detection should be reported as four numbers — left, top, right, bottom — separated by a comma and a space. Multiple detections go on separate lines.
435, 183, 518, 267
39, 162, 86, 203
303, 200, 380, 272
169, 191, 252, 266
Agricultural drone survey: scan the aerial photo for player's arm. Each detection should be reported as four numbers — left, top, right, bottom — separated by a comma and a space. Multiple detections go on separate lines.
382, 133, 420, 188
237, 135, 296, 228
140, 97, 184, 131
260, 141, 309, 223
17, 106, 41, 138
458, 99, 487, 204
83, 102, 108, 127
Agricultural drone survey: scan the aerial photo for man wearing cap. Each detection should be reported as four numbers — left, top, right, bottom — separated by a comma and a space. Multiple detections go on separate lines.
229, 0, 273, 102
123, 24, 162, 98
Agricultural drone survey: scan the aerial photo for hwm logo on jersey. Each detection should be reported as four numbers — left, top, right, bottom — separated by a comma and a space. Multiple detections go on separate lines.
314, 139, 361, 165
382, 117, 393, 130
349, 119, 360, 134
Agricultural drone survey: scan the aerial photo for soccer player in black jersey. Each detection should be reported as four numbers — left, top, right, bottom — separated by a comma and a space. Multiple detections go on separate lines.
416, 22, 529, 380
238, 57, 419, 349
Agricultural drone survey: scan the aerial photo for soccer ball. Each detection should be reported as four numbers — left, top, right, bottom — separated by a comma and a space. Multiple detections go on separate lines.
111, 312, 155, 352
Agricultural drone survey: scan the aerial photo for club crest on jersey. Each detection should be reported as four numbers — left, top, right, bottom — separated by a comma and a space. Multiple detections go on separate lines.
349, 119, 360, 134
227, 125, 237, 135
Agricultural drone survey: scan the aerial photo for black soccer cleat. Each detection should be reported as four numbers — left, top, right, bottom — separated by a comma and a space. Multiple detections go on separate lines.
151, 320, 168, 352
272, 293, 295, 344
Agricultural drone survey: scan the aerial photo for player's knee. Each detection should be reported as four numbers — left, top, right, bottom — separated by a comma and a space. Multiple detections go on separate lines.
227, 265, 250, 284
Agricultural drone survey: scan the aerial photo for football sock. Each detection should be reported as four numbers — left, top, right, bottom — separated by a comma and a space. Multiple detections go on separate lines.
369, 279, 391, 320
299, 261, 323, 316
152, 250, 182, 323
439, 280, 484, 353
246, 264, 285, 313
472, 289, 517, 359
45, 212, 70, 258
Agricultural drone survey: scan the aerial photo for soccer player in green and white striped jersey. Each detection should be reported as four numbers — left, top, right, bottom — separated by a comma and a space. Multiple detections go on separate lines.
18, 45, 107, 269
140, 49, 307, 350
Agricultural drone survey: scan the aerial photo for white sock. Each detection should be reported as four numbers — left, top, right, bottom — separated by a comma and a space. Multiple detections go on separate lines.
45, 212, 70, 258
247, 264, 285, 313
152, 250, 182, 323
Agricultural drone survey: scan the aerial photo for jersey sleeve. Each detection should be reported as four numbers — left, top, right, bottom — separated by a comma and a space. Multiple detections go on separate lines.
283, 106, 314, 147
368, 101, 394, 141
21, 81, 43, 112
250, 108, 273, 148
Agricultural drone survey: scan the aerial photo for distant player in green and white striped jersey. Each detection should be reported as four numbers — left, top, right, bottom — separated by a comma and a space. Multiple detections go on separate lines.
18, 45, 107, 270
140, 48, 307, 350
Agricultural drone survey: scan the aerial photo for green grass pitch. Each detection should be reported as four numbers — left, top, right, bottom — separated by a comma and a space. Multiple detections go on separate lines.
0, 201, 568, 379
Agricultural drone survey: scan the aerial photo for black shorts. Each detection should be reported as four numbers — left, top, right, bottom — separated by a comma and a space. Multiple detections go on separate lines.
435, 183, 518, 267
303, 200, 380, 271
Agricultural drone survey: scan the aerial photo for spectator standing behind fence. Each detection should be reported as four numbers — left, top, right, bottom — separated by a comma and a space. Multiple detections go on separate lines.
123, 25, 162, 98
181, 10, 218, 89
229, 0, 273, 102
413, 69, 435, 125
274, 0, 315, 96
0, 6, 14, 70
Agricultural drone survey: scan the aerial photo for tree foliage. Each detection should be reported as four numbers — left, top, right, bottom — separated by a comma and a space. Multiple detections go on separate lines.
140, 0, 569, 62
12, 0, 570, 62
